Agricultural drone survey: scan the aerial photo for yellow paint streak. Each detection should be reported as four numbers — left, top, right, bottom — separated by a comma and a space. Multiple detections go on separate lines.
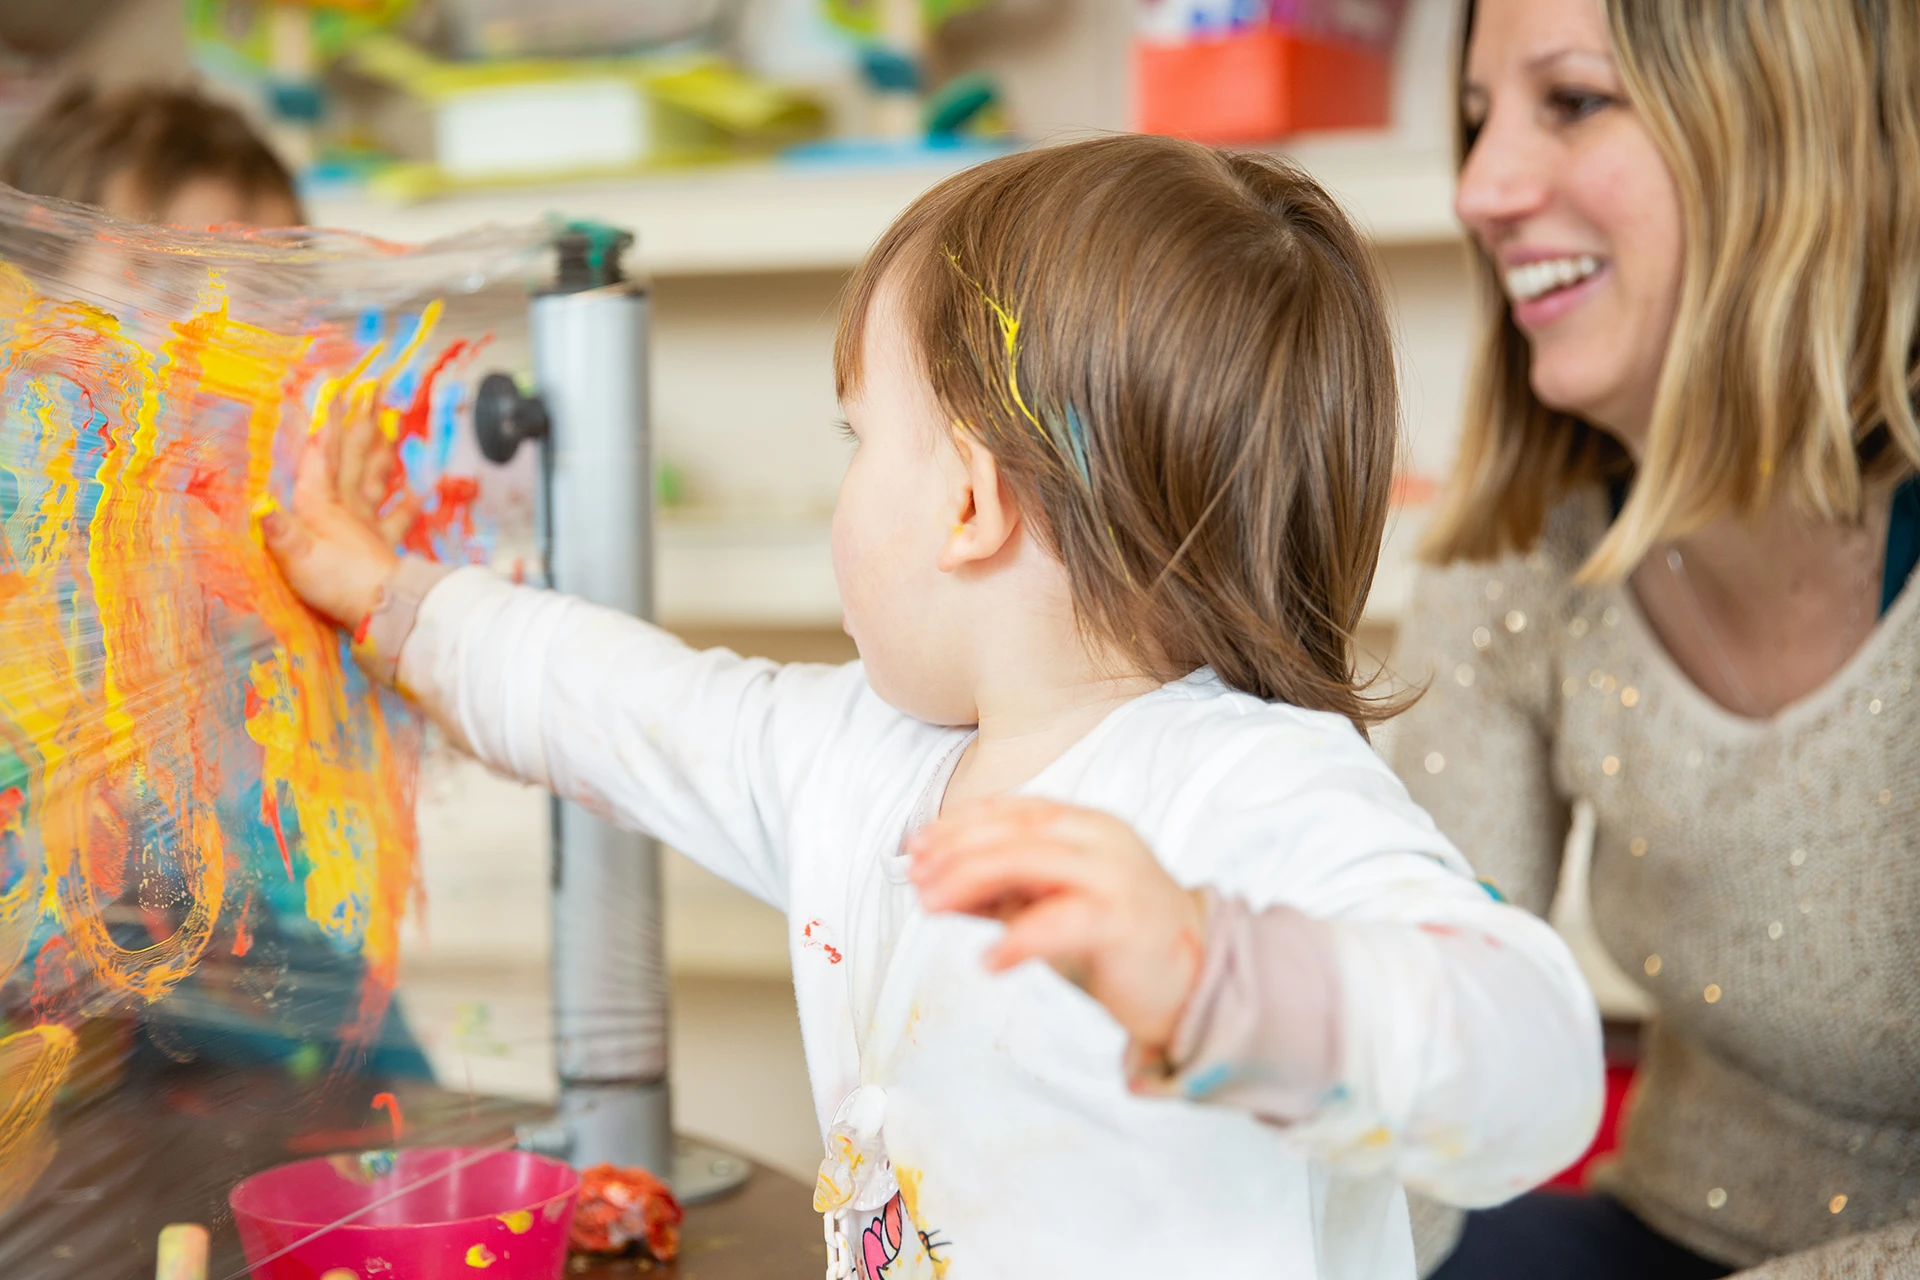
893, 1166, 949, 1279
0, 1025, 77, 1216
465, 1243, 496, 1268
941, 246, 1044, 439
497, 1209, 532, 1235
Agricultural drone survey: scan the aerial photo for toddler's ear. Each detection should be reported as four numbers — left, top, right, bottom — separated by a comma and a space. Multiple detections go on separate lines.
938, 434, 1020, 573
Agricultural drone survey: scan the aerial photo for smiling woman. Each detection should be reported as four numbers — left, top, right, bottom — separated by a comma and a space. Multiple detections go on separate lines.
1392, 1, 1920, 1278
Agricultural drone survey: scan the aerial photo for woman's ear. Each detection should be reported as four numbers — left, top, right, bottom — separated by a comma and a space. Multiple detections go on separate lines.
939, 432, 1020, 573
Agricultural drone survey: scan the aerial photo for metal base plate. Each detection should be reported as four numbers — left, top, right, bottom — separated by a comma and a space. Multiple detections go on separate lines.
673, 1135, 752, 1206
515, 1125, 752, 1207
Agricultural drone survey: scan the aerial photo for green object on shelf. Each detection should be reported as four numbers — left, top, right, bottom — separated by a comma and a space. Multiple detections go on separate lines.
820, 0, 993, 37
923, 71, 999, 135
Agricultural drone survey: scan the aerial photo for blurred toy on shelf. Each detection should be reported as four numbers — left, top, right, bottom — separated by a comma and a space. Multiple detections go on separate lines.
790, 0, 1011, 164
440, 0, 738, 60
337, 35, 825, 198
1135, 0, 1408, 142
189, 0, 418, 173
187, 0, 827, 201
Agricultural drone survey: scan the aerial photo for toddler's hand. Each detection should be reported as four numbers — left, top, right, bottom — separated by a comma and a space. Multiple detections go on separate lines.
260, 394, 421, 629
908, 797, 1206, 1054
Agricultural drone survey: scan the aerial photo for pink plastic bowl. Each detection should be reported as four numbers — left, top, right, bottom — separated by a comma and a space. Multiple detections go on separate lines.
229, 1147, 580, 1280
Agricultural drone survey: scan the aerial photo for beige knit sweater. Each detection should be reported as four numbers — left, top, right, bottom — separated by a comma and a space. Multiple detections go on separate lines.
1390, 488, 1920, 1278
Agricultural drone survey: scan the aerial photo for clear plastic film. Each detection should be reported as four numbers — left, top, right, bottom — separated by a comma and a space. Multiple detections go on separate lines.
0, 183, 553, 1279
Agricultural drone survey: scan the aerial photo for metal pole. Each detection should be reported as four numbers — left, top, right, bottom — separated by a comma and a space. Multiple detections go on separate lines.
496, 228, 746, 1202
531, 275, 673, 1176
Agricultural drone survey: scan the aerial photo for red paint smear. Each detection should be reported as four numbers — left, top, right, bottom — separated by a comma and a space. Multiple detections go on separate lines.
183, 462, 233, 518
0, 785, 23, 829
802, 918, 844, 965
28, 937, 82, 1027
395, 339, 472, 447
388, 335, 489, 559
231, 895, 254, 958
260, 779, 294, 881
402, 474, 480, 558
371, 1090, 405, 1142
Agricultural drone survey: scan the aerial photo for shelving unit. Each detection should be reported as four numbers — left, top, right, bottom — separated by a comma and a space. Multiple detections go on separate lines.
307, 135, 1460, 277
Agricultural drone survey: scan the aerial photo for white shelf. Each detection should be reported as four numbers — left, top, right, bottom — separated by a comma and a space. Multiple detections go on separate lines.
307, 137, 1459, 277
654, 503, 1431, 630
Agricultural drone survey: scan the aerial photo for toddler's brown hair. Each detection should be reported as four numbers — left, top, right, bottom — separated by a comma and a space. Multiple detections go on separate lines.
835, 134, 1400, 729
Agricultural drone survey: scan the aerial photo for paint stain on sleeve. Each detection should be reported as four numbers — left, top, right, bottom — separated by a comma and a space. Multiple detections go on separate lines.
803, 918, 844, 964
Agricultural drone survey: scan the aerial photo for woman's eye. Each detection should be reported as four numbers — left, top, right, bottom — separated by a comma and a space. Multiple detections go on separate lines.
1547, 86, 1613, 124
834, 418, 858, 444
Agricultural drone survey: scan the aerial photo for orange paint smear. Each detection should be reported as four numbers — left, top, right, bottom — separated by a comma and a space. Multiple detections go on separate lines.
371, 1090, 405, 1142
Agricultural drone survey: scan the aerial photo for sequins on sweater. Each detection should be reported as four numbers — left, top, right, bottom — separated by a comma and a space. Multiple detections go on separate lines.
1390, 488, 1920, 1271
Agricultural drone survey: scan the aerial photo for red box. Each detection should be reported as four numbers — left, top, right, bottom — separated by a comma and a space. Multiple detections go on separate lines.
1135, 29, 1393, 143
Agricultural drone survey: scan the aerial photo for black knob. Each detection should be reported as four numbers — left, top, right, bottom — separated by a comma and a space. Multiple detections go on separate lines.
473, 372, 549, 464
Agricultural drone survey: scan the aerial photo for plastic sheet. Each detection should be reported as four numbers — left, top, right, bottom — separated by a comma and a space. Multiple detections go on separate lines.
0, 182, 550, 1279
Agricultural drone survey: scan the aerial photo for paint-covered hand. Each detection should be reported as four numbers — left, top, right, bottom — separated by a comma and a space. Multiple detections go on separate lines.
908, 796, 1206, 1054
260, 396, 421, 629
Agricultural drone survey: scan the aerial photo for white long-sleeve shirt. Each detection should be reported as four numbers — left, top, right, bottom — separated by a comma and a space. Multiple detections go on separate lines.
398, 567, 1603, 1280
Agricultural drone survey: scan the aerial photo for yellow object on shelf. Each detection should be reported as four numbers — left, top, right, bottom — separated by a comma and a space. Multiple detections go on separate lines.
342, 35, 826, 197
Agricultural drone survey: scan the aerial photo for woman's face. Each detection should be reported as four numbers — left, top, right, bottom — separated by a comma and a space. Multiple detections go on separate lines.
1456, 0, 1683, 446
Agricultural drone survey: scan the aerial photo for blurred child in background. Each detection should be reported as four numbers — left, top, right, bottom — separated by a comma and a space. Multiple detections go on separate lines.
0, 81, 432, 1082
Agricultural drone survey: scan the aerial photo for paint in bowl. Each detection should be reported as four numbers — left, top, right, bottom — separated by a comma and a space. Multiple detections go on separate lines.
229, 1147, 579, 1280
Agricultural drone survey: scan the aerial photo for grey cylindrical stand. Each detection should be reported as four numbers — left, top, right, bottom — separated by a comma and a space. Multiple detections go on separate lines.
518, 245, 746, 1204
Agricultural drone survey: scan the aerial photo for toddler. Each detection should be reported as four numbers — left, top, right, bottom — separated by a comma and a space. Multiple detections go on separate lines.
265, 134, 1602, 1279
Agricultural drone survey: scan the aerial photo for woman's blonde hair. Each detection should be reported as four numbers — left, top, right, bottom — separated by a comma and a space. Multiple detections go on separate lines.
836, 135, 1402, 729
1424, 0, 1920, 579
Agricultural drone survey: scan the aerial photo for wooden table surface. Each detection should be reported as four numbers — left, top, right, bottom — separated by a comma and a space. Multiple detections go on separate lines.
3, 1060, 823, 1280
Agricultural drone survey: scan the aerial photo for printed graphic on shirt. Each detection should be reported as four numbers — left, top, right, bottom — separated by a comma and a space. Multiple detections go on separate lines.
858, 1192, 948, 1279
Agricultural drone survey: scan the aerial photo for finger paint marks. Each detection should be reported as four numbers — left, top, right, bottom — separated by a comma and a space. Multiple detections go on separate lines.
465, 1243, 496, 1268
497, 1209, 533, 1234
0, 186, 543, 1194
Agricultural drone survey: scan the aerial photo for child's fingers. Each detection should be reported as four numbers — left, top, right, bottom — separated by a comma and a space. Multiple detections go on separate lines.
291, 429, 337, 514
914, 838, 1106, 917
361, 439, 398, 513
335, 398, 378, 517
259, 506, 313, 569
982, 894, 1104, 975
377, 492, 422, 546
